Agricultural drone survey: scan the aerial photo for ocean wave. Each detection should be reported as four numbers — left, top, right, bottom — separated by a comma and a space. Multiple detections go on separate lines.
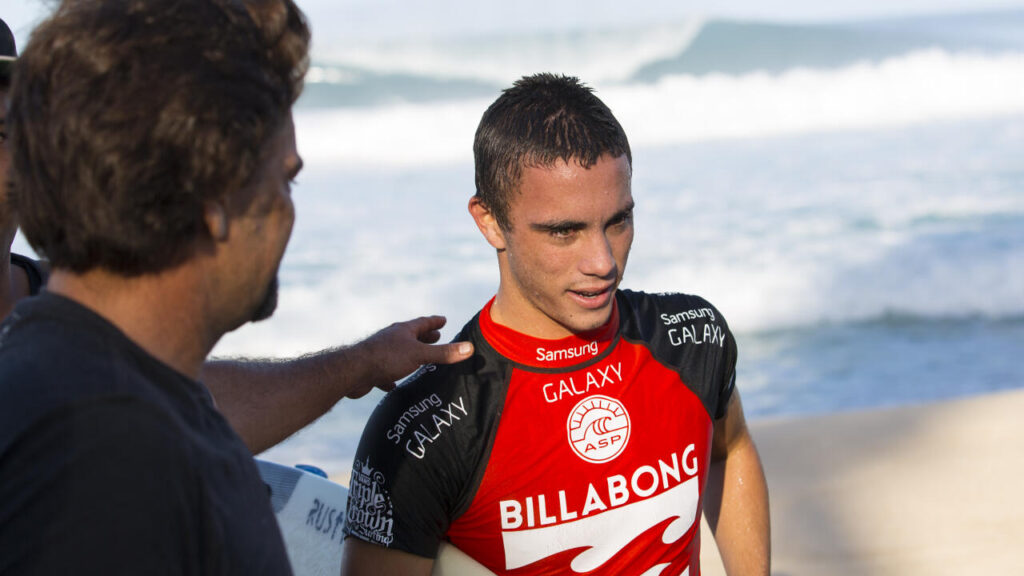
295, 49, 1024, 168
312, 19, 705, 87
630, 19, 924, 80
629, 242, 1024, 335
631, 12, 1024, 80
298, 10, 1024, 109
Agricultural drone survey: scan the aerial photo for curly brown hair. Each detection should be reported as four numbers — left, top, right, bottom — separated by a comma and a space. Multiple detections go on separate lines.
8, 0, 309, 274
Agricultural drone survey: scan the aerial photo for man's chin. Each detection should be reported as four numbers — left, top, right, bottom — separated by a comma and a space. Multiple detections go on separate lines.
249, 277, 279, 323
562, 306, 615, 335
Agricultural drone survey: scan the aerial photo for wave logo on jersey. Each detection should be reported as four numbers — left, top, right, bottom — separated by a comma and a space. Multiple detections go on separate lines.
567, 395, 631, 463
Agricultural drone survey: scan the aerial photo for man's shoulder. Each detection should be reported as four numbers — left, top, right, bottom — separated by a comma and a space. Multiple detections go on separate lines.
356, 319, 510, 468
618, 288, 719, 309
0, 302, 101, 419
617, 289, 727, 328
373, 348, 503, 426
389, 309, 506, 391
0, 298, 187, 454
1, 292, 104, 351
1, 298, 129, 392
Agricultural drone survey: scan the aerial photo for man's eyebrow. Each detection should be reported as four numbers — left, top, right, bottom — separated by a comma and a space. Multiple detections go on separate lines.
530, 220, 586, 233
610, 201, 636, 222
529, 200, 635, 233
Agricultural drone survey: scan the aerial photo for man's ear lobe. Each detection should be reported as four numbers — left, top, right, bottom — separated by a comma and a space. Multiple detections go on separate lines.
468, 196, 507, 251
204, 201, 229, 241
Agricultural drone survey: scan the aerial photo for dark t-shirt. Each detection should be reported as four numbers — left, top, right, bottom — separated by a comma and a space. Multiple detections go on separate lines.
344, 290, 736, 575
0, 293, 292, 575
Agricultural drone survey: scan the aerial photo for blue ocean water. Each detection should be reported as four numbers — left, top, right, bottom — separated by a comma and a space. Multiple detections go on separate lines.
17, 9, 1021, 470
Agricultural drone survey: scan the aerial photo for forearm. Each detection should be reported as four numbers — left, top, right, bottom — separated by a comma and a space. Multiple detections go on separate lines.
202, 346, 373, 454
705, 435, 771, 576
203, 315, 472, 455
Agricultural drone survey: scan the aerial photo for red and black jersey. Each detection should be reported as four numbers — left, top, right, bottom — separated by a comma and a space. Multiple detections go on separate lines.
344, 290, 736, 575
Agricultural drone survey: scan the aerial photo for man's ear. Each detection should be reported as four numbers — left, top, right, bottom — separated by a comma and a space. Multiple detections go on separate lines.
204, 201, 229, 242
468, 196, 507, 251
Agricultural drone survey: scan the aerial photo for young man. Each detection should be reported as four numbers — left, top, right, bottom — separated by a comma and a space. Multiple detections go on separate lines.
342, 74, 770, 575
0, 14, 470, 457
0, 1, 464, 572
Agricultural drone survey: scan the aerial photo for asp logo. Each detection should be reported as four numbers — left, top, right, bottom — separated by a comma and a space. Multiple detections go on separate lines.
566, 395, 630, 463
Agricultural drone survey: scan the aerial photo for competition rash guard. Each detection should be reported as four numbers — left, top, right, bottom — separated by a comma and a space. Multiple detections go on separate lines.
345, 289, 736, 575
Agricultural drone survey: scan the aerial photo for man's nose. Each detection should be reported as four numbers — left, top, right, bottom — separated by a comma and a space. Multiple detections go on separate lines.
579, 232, 616, 278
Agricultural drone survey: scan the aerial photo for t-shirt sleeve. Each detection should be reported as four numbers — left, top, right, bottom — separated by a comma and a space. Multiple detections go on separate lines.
0, 399, 202, 575
619, 290, 738, 421
683, 296, 736, 421
714, 362, 737, 421
344, 369, 482, 559
704, 298, 738, 421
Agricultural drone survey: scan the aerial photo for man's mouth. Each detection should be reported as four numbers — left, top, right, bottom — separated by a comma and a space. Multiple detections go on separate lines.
569, 285, 614, 306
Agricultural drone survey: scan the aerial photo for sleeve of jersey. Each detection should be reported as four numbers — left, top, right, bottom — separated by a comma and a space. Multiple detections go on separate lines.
620, 290, 738, 421
713, 304, 738, 420
344, 363, 490, 559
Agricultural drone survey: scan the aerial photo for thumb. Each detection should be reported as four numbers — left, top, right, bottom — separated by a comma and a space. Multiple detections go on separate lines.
423, 340, 474, 365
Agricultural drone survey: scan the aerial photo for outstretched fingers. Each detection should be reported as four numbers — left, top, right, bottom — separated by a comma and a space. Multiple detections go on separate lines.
357, 316, 474, 397
404, 315, 474, 364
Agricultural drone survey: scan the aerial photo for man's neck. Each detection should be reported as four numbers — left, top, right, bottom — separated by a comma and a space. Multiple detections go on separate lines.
489, 288, 575, 340
46, 266, 219, 380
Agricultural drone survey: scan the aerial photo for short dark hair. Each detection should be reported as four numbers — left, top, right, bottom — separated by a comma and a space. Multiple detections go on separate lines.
473, 73, 632, 229
9, 0, 310, 274
0, 17, 16, 89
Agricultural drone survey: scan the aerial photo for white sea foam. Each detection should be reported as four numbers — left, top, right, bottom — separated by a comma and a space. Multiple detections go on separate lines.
610, 49, 1024, 145
296, 49, 1024, 168
628, 243, 1024, 334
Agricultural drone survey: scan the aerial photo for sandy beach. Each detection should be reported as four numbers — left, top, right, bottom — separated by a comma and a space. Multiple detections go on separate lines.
699, 387, 1024, 575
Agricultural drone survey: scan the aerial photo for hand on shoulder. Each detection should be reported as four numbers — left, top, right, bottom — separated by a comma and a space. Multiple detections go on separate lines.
347, 315, 473, 398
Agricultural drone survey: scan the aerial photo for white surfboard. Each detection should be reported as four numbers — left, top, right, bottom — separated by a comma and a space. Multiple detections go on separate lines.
255, 459, 495, 576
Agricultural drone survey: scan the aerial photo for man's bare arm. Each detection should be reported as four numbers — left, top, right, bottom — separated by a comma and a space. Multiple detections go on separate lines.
202, 315, 473, 454
704, 390, 771, 576
341, 537, 434, 576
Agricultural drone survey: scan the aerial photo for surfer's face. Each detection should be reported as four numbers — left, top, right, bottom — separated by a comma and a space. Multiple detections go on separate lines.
478, 153, 633, 339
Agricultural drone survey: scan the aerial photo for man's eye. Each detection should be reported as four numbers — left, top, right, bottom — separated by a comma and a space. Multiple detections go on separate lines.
611, 211, 633, 228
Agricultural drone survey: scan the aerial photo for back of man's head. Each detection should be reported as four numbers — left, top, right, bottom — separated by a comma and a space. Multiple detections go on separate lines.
473, 73, 632, 230
9, 0, 309, 275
